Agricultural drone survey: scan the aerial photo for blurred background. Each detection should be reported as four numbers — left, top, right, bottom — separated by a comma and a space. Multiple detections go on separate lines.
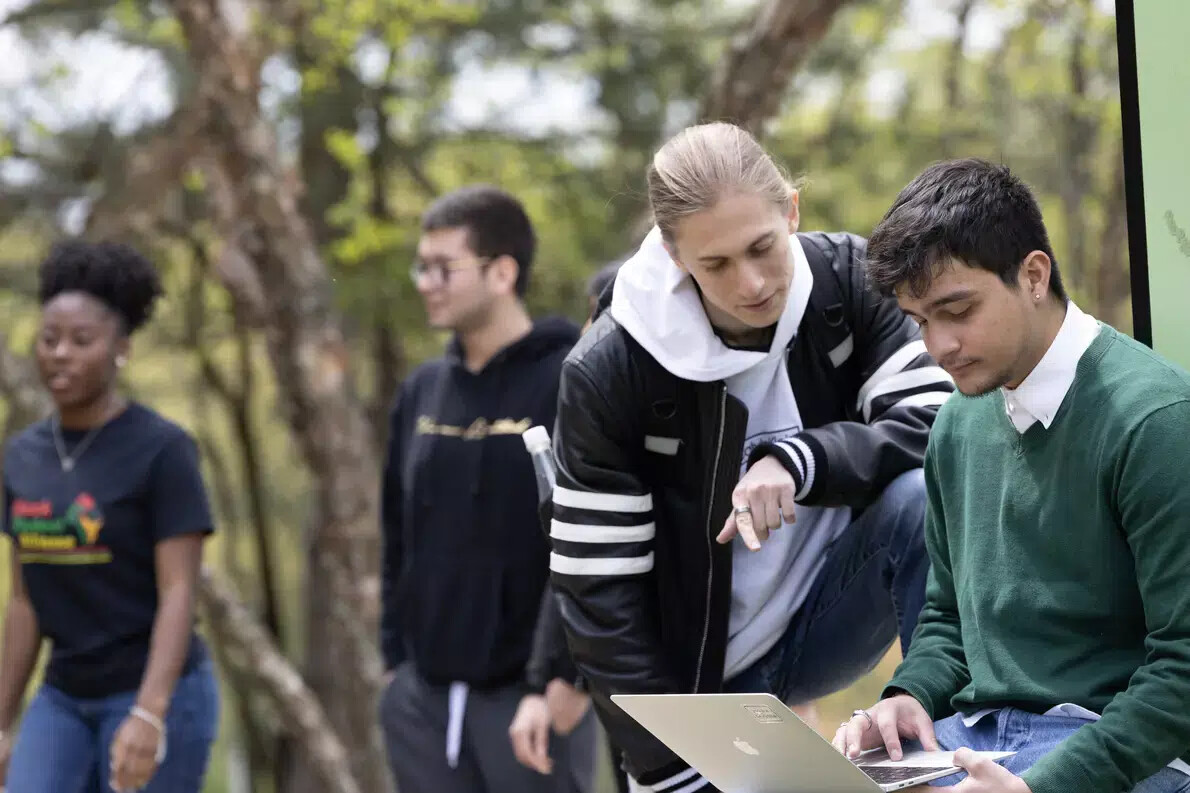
0, 0, 1126, 791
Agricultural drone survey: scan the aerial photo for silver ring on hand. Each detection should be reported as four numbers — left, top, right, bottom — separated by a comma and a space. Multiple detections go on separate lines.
852, 709, 873, 729
734, 505, 752, 516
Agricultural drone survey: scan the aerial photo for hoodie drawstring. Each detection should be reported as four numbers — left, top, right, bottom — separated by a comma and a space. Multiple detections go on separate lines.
445, 681, 469, 768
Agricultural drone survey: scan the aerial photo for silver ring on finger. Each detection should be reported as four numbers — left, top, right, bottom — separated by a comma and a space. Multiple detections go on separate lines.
852, 709, 873, 729
734, 505, 752, 517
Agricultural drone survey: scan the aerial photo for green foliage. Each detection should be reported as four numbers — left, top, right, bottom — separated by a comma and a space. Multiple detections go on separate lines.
109, 0, 184, 48
768, 0, 1125, 325
298, 0, 476, 94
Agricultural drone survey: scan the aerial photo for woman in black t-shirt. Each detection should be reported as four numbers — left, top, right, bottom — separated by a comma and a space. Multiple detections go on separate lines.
0, 240, 219, 792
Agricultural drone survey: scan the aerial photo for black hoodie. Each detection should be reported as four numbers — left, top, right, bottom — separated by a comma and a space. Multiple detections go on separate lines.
380, 316, 580, 687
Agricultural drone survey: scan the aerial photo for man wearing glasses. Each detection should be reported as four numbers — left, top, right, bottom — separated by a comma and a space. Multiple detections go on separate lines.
377, 184, 595, 793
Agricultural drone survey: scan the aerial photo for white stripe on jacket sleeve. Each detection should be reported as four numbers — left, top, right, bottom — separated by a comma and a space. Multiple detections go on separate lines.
628, 767, 711, 793
550, 487, 656, 577
553, 486, 652, 513
855, 340, 954, 422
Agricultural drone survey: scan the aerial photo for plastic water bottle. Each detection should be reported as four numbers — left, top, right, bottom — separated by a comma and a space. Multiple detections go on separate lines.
522, 425, 556, 500
522, 425, 556, 535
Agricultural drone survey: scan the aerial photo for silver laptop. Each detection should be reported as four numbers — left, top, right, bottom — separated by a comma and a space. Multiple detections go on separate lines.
613, 693, 1012, 792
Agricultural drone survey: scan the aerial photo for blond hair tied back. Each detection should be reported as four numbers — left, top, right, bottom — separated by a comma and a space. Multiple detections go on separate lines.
646, 122, 797, 245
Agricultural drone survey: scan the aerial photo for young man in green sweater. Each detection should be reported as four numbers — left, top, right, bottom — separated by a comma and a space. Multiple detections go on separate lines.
831, 158, 1190, 793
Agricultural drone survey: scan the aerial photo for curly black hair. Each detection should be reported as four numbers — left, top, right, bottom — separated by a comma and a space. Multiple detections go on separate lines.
38, 240, 165, 334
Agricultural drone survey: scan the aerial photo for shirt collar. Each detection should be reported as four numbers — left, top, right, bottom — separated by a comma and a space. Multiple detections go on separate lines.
1001, 301, 1101, 433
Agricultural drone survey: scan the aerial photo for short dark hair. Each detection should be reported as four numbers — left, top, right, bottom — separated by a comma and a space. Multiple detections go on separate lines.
865, 158, 1065, 301
421, 184, 536, 297
586, 258, 624, 301
38, 239, 164, 334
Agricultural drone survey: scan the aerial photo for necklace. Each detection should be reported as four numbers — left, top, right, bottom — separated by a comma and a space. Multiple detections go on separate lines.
52, 417, 106, 472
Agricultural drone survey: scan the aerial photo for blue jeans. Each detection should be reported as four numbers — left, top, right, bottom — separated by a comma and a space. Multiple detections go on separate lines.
6, 660, 220, 792
926, 709, 1190, 792
724, 469, 929, 703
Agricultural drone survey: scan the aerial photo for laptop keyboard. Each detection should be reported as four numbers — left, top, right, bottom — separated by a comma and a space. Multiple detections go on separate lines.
859, 765, 954, 784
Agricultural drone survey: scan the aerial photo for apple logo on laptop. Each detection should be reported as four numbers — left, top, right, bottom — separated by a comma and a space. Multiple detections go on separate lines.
733, 738, 760, 756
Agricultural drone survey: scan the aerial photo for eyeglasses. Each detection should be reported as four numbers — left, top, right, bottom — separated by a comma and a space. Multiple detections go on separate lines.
409, 256, 493, 289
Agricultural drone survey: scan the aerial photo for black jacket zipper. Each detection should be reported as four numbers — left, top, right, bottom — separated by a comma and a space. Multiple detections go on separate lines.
693, 383, 728, 693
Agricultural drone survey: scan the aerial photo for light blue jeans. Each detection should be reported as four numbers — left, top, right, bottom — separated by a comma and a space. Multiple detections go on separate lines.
723, 470, 929, 703
6, 660, 220, 792
925, 708, 1190, 792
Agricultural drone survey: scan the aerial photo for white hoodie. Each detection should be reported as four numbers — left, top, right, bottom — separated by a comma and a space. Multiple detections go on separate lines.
610, 227, 852, 680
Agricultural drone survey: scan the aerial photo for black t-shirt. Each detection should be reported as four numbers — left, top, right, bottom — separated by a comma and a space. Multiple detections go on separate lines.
2, 402, 215, 698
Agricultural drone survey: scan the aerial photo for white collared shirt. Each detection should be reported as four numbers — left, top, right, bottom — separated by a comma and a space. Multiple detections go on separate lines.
1001, 301, 1102, 433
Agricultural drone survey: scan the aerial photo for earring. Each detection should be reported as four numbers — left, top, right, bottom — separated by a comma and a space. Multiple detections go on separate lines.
115, 355, 127, 368
1034, 294, 1040, 300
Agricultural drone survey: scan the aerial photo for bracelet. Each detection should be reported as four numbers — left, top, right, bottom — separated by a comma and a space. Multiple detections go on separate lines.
130, 706, 166, 734
130, 706, 169, 764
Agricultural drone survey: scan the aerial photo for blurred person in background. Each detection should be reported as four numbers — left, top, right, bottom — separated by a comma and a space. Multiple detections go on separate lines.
0, 240, 220, 792
549, 122, 954, 793
511, 255, 630, 793
582, 258, 626, 333
378, 184, 597, 793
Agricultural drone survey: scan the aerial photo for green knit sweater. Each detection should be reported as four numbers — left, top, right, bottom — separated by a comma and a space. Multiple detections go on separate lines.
887, 326, 1190, 793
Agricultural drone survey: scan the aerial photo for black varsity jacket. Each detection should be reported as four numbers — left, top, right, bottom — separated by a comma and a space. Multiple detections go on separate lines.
547, 232, 955, 790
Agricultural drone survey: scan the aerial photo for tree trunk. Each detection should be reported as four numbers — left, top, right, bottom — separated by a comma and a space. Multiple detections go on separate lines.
198, 569, 364, 793
368, 317, 406, 453
168, 2, 390, 791
1058, 0, 1096, 289
362, 78, 410, 445
1095, 151, 1130, 327
700, 0, 855, 133
944, 0, 977, 113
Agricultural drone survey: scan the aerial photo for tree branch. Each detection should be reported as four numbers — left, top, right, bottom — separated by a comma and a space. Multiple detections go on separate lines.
945, 0, 977, 112
179, 234, 284, 647
83, 100, 211, 242
700, 0, 856, 134
198, 569, 364, 793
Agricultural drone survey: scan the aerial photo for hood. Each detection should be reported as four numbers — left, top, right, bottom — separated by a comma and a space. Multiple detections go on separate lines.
608, 226, 814, 382
446, 315, 580, 370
